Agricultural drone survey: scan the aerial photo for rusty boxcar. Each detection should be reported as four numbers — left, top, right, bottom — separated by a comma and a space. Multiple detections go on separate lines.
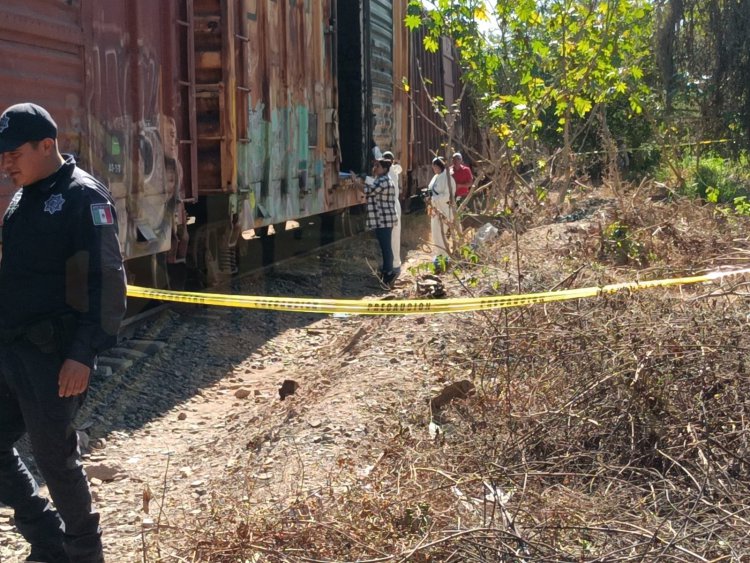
0, 0, 465, 288
407, 24, 478, 202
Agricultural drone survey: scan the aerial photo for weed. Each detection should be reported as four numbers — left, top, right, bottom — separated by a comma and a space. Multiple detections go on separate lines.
659, 151, 750, 204
600, 220, 645, 265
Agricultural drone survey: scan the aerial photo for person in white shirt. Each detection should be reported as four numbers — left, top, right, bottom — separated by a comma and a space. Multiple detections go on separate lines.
382, 151, 402, 276
427, 156, 453, 256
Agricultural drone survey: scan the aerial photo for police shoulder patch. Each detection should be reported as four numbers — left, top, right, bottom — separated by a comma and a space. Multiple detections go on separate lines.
91, 203, 114, 226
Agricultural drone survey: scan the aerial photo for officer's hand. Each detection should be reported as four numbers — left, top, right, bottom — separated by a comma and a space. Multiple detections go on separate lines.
58, 359, 92, 397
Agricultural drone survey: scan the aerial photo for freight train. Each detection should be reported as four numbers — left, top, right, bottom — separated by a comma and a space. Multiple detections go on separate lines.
0, 0, 470, 288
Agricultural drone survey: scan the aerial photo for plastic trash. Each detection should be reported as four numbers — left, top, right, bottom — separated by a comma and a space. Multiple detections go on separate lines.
473, 223, 499, 247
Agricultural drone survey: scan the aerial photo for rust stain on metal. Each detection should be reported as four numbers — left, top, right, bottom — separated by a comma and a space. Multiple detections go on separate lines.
84, 1, 182, 260
0, 0, 85, 218
0, 0, 422, 281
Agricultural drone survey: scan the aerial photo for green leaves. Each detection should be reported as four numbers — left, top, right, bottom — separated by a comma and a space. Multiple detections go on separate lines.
573, 96, 592, 117
423, 35, 439, 53
404, 0, 653, 155
531, 39, 550, 59
404, 14, 422, 31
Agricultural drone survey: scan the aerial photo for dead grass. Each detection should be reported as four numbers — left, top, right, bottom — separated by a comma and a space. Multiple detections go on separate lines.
150, 183, 750, 562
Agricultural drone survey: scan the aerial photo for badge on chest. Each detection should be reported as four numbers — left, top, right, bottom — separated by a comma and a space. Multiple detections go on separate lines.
43, 193, 65, 215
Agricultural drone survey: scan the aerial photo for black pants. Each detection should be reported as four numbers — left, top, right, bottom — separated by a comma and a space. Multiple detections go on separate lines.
0, 338, 103, 563
374, 226, 394, 275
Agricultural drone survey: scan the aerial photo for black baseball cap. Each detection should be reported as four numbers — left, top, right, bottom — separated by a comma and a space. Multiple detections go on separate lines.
0, 102, 58, 153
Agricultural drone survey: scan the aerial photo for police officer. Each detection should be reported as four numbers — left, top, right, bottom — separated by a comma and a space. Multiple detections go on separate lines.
0, 103, 127, 562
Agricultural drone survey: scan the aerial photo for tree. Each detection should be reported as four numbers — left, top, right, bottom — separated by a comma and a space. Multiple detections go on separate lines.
655, 0, 750, 149
406, 0, 654, 199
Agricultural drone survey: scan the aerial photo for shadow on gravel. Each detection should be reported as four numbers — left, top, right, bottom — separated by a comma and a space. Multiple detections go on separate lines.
66, 213, 427, 462
9, 214, 428, 485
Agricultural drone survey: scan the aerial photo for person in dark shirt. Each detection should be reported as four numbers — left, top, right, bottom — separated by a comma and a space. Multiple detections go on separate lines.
0, 103, 127, 563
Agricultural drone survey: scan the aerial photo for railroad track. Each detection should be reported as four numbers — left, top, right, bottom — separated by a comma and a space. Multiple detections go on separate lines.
117, 210, 368, 335
99, 201, 401, 376
1, 211, 428, 560
81, 218, 391, 425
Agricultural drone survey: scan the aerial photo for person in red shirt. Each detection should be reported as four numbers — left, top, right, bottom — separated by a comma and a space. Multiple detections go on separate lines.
450, 152, 474, 200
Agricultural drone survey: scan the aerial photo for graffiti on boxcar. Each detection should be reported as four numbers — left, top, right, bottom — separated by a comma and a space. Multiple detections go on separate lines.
236, 97, 329, 231
0, 0, 417, 288
373, 101, 395, 153
88, 42, 177, 261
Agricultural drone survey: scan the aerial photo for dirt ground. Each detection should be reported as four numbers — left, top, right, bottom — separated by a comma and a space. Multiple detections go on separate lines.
1, 213, 450, 561
3, 188, 744, 561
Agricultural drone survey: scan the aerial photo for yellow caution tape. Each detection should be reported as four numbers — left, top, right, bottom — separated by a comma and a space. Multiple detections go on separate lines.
126, 268, 749, 316
572, 138, 733, 157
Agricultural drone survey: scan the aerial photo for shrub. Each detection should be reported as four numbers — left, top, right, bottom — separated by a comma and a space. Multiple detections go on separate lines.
663, 151, 750, 204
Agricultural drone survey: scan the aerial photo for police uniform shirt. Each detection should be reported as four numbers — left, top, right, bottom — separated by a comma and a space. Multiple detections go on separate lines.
0, 155, 127, 368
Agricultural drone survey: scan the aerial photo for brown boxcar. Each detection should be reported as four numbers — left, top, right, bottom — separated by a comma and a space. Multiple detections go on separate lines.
0, 0, 471, 288
407, 25, 476, 201
0, 0, 196, 286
